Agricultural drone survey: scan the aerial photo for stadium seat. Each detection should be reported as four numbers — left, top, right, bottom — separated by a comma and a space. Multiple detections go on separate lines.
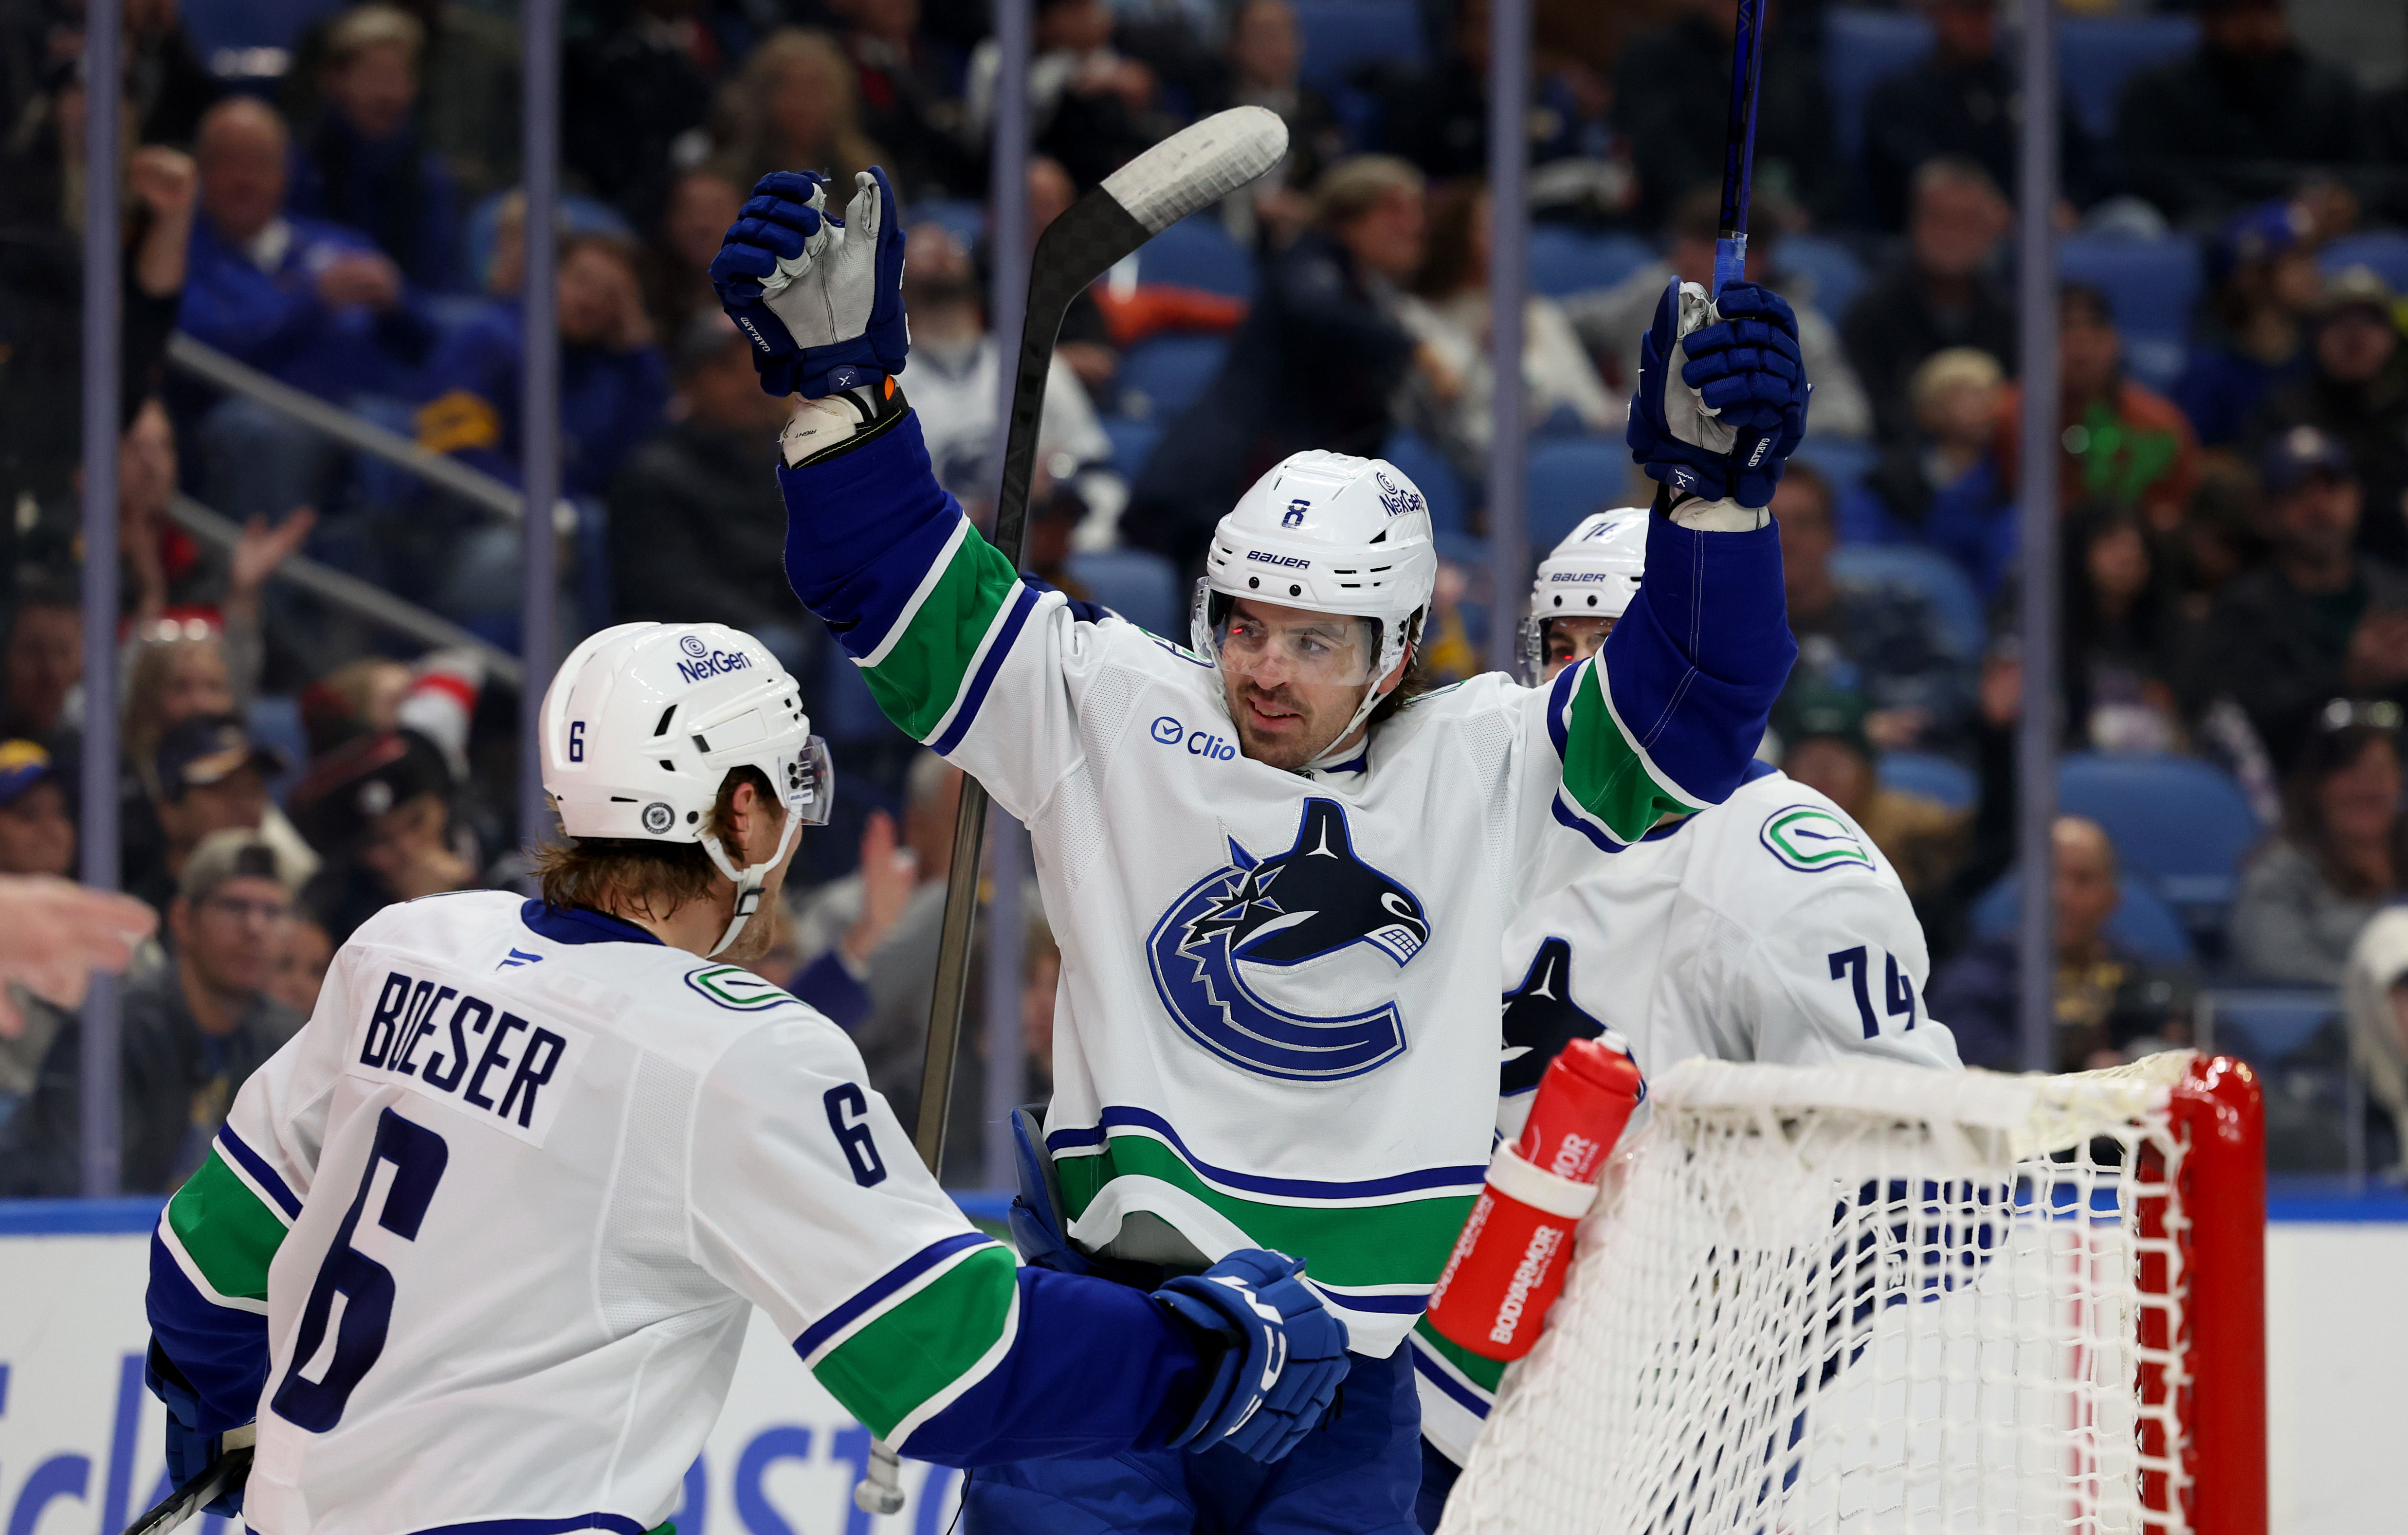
1525, 439, 1633, 552
464, 191, 633, 295
1065, 548, 1182, 637
1102, 417, 1163, 482
1379, 430, 1470, 537
1527, 228, 1656, 298
1793, 437, 1877, 497
2319, 232, 2408, 293
1773, 235, 1866, 320
2056, 751, 2262, 916
1292, 0, 1425, 96
183, 0, 345, 72
1827, 543, 1984, 659
2058, 234, 2202, 392
1823, 9, 1934, 171
2056, 17, 2198, 142
1970, 871, 2195, 966
909, 199, 985, 246
1116, 335, 1228, 420
2203, 989, 2343, 1067
1877, 750, 1976, 812
1135, 215, 1255, 299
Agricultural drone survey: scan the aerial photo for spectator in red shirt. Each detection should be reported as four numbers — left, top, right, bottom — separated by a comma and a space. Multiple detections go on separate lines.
1990, 284, 2200, 535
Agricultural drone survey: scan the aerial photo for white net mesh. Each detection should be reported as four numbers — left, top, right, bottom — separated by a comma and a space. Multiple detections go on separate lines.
1439, 1055, 2195, 1535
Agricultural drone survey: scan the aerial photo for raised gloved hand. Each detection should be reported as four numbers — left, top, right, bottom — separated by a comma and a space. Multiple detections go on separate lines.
1625, 278, 1809, 510
709, 168, 908, 398
146, 1338, 245, 1516
1152, 1249, 1350, 1463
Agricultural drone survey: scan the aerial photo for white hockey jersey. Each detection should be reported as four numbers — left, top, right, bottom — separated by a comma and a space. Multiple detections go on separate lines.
1412, 765, 1963, 1463
775, 411, 1793, 1354
145, 892, 1060, 1535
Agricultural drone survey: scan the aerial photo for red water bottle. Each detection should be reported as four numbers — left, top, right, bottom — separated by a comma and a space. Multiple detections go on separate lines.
1424, 1039, 1645, 1360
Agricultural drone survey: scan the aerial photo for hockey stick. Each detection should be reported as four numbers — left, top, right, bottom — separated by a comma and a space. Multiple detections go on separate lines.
1713, 0, 1772, 297
118, 1427, 254, 1535
853, 107, 1290, 1521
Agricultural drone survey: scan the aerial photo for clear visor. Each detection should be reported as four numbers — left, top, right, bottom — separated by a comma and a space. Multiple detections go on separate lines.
1198, 592, 1381, 687
786, 735, 836, 826
1521, 613, 1612, 687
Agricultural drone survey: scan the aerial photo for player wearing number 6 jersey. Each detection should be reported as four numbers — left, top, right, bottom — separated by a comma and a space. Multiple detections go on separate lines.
1406, 511, 1963, 1525
141, 621, 1350, 1535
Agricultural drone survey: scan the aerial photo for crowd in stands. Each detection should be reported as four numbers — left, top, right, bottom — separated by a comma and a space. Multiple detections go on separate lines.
6, 0, 2408, 1189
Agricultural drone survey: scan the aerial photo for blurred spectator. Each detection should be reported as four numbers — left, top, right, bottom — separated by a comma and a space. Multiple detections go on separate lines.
2172, 200, 2321, 448
1867, 347, 2012, 591
414, 231, 669, 497
182, 95, 437, 523
130, 714, 290, 917
1613, 0, 1837, 231
1022, 155, 1121, 400
609, 314, 817, 668
1991, 285, 2201, 534
2115, 0, 2365, 229
715, 29, 890, 200
2059, 501, 2188, 755
0, 874, 155, 1137
1562, 183, 1872, 444
291, 727, 479, 943
1128, 157, 1438, 575
2186, 427, 2408, 769
967, 0, 1164, 192
0, 742, 71, 880
786, 806, 919, 1033
1773, 681, 1967, 923
286, 0, 523, 204
1778, 465, 1970, 753
2340, 908, 2408, 1178
638, 165, 742, 343
1861, 0, 2096, 231
2245, 267, 2408, 565
564, 0, 722, 222
831, 0, 979, 200
3, 830, 305, 1195
1205, 0, 1340, 246
1842, 159, 2017, 447
112, 396, 313, 656
1396, 179, 1614, 476
1, 570, 83, 751
267, 909, 334, 1018
121, 628, 242, 809
2229, 713, 2408, 986
286, 5, 465, 293
1928, 816, 2194, 1073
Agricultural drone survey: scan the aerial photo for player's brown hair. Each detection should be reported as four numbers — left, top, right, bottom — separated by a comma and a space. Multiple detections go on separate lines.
530, 766, 777, 922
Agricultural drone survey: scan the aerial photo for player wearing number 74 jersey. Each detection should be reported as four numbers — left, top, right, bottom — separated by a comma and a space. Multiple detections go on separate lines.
141, 621, 1350, 1535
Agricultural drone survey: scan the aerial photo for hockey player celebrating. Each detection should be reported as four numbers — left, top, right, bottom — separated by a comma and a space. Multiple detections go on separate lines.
1406, 508, 1966, 1523
713, 167, 1806, 1532
141, 621, 1352, 1535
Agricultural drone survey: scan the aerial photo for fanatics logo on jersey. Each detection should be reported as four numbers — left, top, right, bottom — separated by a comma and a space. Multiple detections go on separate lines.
1758, 805, 1874, 874
351, 968, 590, 1146
685, 964, 803, 1012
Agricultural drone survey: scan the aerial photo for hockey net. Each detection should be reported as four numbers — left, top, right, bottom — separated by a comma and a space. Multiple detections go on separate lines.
1438, 1052, 2264, 1535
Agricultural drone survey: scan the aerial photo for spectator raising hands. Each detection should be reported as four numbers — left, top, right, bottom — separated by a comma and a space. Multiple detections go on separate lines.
0, 876, 157, 1040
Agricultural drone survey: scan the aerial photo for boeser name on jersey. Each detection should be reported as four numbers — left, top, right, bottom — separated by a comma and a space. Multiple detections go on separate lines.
355, 969, 591, 1146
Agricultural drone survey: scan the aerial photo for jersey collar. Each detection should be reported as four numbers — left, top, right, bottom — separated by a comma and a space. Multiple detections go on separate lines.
520, 900, 665, 946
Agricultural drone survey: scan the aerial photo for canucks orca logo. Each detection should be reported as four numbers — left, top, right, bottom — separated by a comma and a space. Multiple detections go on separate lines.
1147, 798, 1428, 1081
1500, 938, 1608, 1096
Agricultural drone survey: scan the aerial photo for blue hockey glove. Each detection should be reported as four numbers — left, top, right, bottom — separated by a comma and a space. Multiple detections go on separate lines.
1626, 277, 1810, 509
145, 1339, 244, 1517
709, 168, 908, 398
1152, 1249, 1350, 1463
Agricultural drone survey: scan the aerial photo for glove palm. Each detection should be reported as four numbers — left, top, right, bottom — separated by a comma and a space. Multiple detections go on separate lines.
709, 169, 908, 398
1626, 278, 1810, 509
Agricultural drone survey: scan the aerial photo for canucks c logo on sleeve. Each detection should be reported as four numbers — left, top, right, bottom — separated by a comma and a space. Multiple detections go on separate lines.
1759, 804, 1875, 874
1146, 798, 1428, 1082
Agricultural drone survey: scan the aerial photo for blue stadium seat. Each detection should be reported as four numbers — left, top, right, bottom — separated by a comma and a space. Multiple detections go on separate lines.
463, 191, 633, 295
1970, 872, 2195, 966
1793, 437, 1877, 496
1773, 235, 1866, 320
1528, 228, 1657, 298
2057, 752, 2262, 916
1293, 0, 1425, 95
1877, 750, 1976, 812
1526, 439, 1633, 552
183, 0, 345, 70
1823, 9, 1933, 171
1116, 335, 1228, 419
1827, 543, 1984, 659
1065, 547, 1182, 637
909, 199, 985, 246
2058, 235, 2202, 392
1135, 215, 1255, 298
2319, 232, 2408, 293
2057, 17, 2197, 142
2203, 989, 2342, 1067
1101, 417, 1162, 481
1379, 429, 1470, 537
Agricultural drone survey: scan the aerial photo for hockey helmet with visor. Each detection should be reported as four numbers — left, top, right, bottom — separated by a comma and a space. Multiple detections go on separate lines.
1521, 507, 1646, 685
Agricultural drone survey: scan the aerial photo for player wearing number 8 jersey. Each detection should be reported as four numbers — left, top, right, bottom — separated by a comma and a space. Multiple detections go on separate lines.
141, 622, 1350, 1535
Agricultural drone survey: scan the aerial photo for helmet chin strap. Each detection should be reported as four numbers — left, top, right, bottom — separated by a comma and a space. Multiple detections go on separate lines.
698, 811, 805, 958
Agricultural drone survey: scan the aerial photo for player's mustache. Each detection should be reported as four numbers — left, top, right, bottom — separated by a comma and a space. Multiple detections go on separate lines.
1237, 681, 1304, 717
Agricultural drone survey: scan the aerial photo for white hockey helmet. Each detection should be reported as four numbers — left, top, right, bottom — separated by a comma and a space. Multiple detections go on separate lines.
540, 622, 833, 957
1193, 451, 1438, 734
1522, 507, 1647, 685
